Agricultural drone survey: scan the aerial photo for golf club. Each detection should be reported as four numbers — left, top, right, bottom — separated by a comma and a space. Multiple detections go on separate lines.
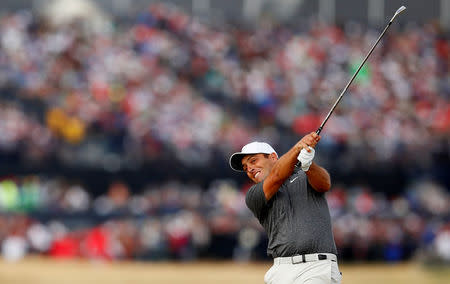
315, 5, 407, 135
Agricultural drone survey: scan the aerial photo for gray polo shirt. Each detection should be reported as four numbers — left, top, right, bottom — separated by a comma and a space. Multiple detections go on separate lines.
245, 168, 337, 258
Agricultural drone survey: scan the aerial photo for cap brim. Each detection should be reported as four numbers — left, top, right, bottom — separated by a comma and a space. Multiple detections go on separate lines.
229, 152, 248, 172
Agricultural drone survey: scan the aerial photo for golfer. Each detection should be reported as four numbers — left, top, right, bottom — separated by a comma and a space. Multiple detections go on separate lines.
229, 132, 342, 284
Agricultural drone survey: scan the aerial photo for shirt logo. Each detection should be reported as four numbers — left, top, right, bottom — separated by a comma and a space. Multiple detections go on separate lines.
290, 176, 299, 183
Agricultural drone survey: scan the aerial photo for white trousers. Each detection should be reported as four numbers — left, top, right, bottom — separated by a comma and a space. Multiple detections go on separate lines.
264, 255, 342, 284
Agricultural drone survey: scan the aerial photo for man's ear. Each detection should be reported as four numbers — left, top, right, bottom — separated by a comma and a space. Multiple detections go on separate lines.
269, 152, 278, 161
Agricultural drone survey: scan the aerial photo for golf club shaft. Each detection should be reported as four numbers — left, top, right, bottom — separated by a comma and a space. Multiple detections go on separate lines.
315, 6, 406, 135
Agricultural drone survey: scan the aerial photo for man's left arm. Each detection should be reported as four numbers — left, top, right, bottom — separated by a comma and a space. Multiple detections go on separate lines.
305, 162, 331, 193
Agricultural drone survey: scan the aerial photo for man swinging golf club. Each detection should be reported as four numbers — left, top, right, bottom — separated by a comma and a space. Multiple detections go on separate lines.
229, 6, 406, 283
229, 133, 342, 284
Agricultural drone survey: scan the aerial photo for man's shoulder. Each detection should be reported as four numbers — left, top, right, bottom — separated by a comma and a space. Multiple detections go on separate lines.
245, 181, 268, 214
247, 181, 263, 195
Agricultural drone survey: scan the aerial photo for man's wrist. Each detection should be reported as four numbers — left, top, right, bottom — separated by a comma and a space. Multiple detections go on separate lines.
301, 159, 312, 171
297, 147, 315, 171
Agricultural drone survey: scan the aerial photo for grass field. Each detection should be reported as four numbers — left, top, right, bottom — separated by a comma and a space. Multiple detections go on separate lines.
0, 257, 448, 284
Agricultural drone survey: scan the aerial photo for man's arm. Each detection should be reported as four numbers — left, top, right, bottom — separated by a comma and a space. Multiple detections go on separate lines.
262, 132, 320, 200
305, 162, 331, 193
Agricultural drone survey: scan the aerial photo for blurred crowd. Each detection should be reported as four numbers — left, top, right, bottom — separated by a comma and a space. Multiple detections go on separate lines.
0, 2, 449, 264
0, 3, 448, 173
0, 176, 448, 262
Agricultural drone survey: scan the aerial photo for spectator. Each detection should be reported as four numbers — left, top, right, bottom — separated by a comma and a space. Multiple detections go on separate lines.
0, 175, 447, 262
0, 3, 448, 264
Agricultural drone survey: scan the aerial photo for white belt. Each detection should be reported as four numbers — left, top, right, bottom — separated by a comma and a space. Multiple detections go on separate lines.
274, 253, 337, 264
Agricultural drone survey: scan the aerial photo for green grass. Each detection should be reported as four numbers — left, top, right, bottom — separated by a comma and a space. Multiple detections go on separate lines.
0, 257, 448, 284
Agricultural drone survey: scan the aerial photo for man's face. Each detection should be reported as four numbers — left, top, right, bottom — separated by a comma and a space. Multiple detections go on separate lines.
241, 153, 277, 183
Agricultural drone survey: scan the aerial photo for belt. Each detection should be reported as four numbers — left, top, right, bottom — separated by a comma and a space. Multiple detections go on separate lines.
274, 253, 337, 264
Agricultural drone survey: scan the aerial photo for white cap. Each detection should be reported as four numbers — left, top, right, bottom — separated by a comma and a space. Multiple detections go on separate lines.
229, 142, 277, 172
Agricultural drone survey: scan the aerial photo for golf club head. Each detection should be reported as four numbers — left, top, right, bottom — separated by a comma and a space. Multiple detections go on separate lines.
390, 6, 406, 23
395, 6, 407, 15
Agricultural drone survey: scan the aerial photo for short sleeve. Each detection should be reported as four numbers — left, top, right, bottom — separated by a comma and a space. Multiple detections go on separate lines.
245, 182, 268, 218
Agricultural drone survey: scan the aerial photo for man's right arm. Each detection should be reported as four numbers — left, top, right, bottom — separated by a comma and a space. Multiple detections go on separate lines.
262, 132, 320, 200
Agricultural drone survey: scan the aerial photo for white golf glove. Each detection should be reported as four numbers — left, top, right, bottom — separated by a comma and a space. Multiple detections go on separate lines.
297, 147, 315, 172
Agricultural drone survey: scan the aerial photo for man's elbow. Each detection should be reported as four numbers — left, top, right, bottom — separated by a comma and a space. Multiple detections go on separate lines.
321, 172, 332, 192
318, 183, 331, 193
324, 178, 332, 192
315, 179, 331, 193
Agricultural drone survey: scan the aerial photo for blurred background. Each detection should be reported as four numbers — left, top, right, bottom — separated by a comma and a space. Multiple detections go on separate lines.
0, 0, 448, 283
